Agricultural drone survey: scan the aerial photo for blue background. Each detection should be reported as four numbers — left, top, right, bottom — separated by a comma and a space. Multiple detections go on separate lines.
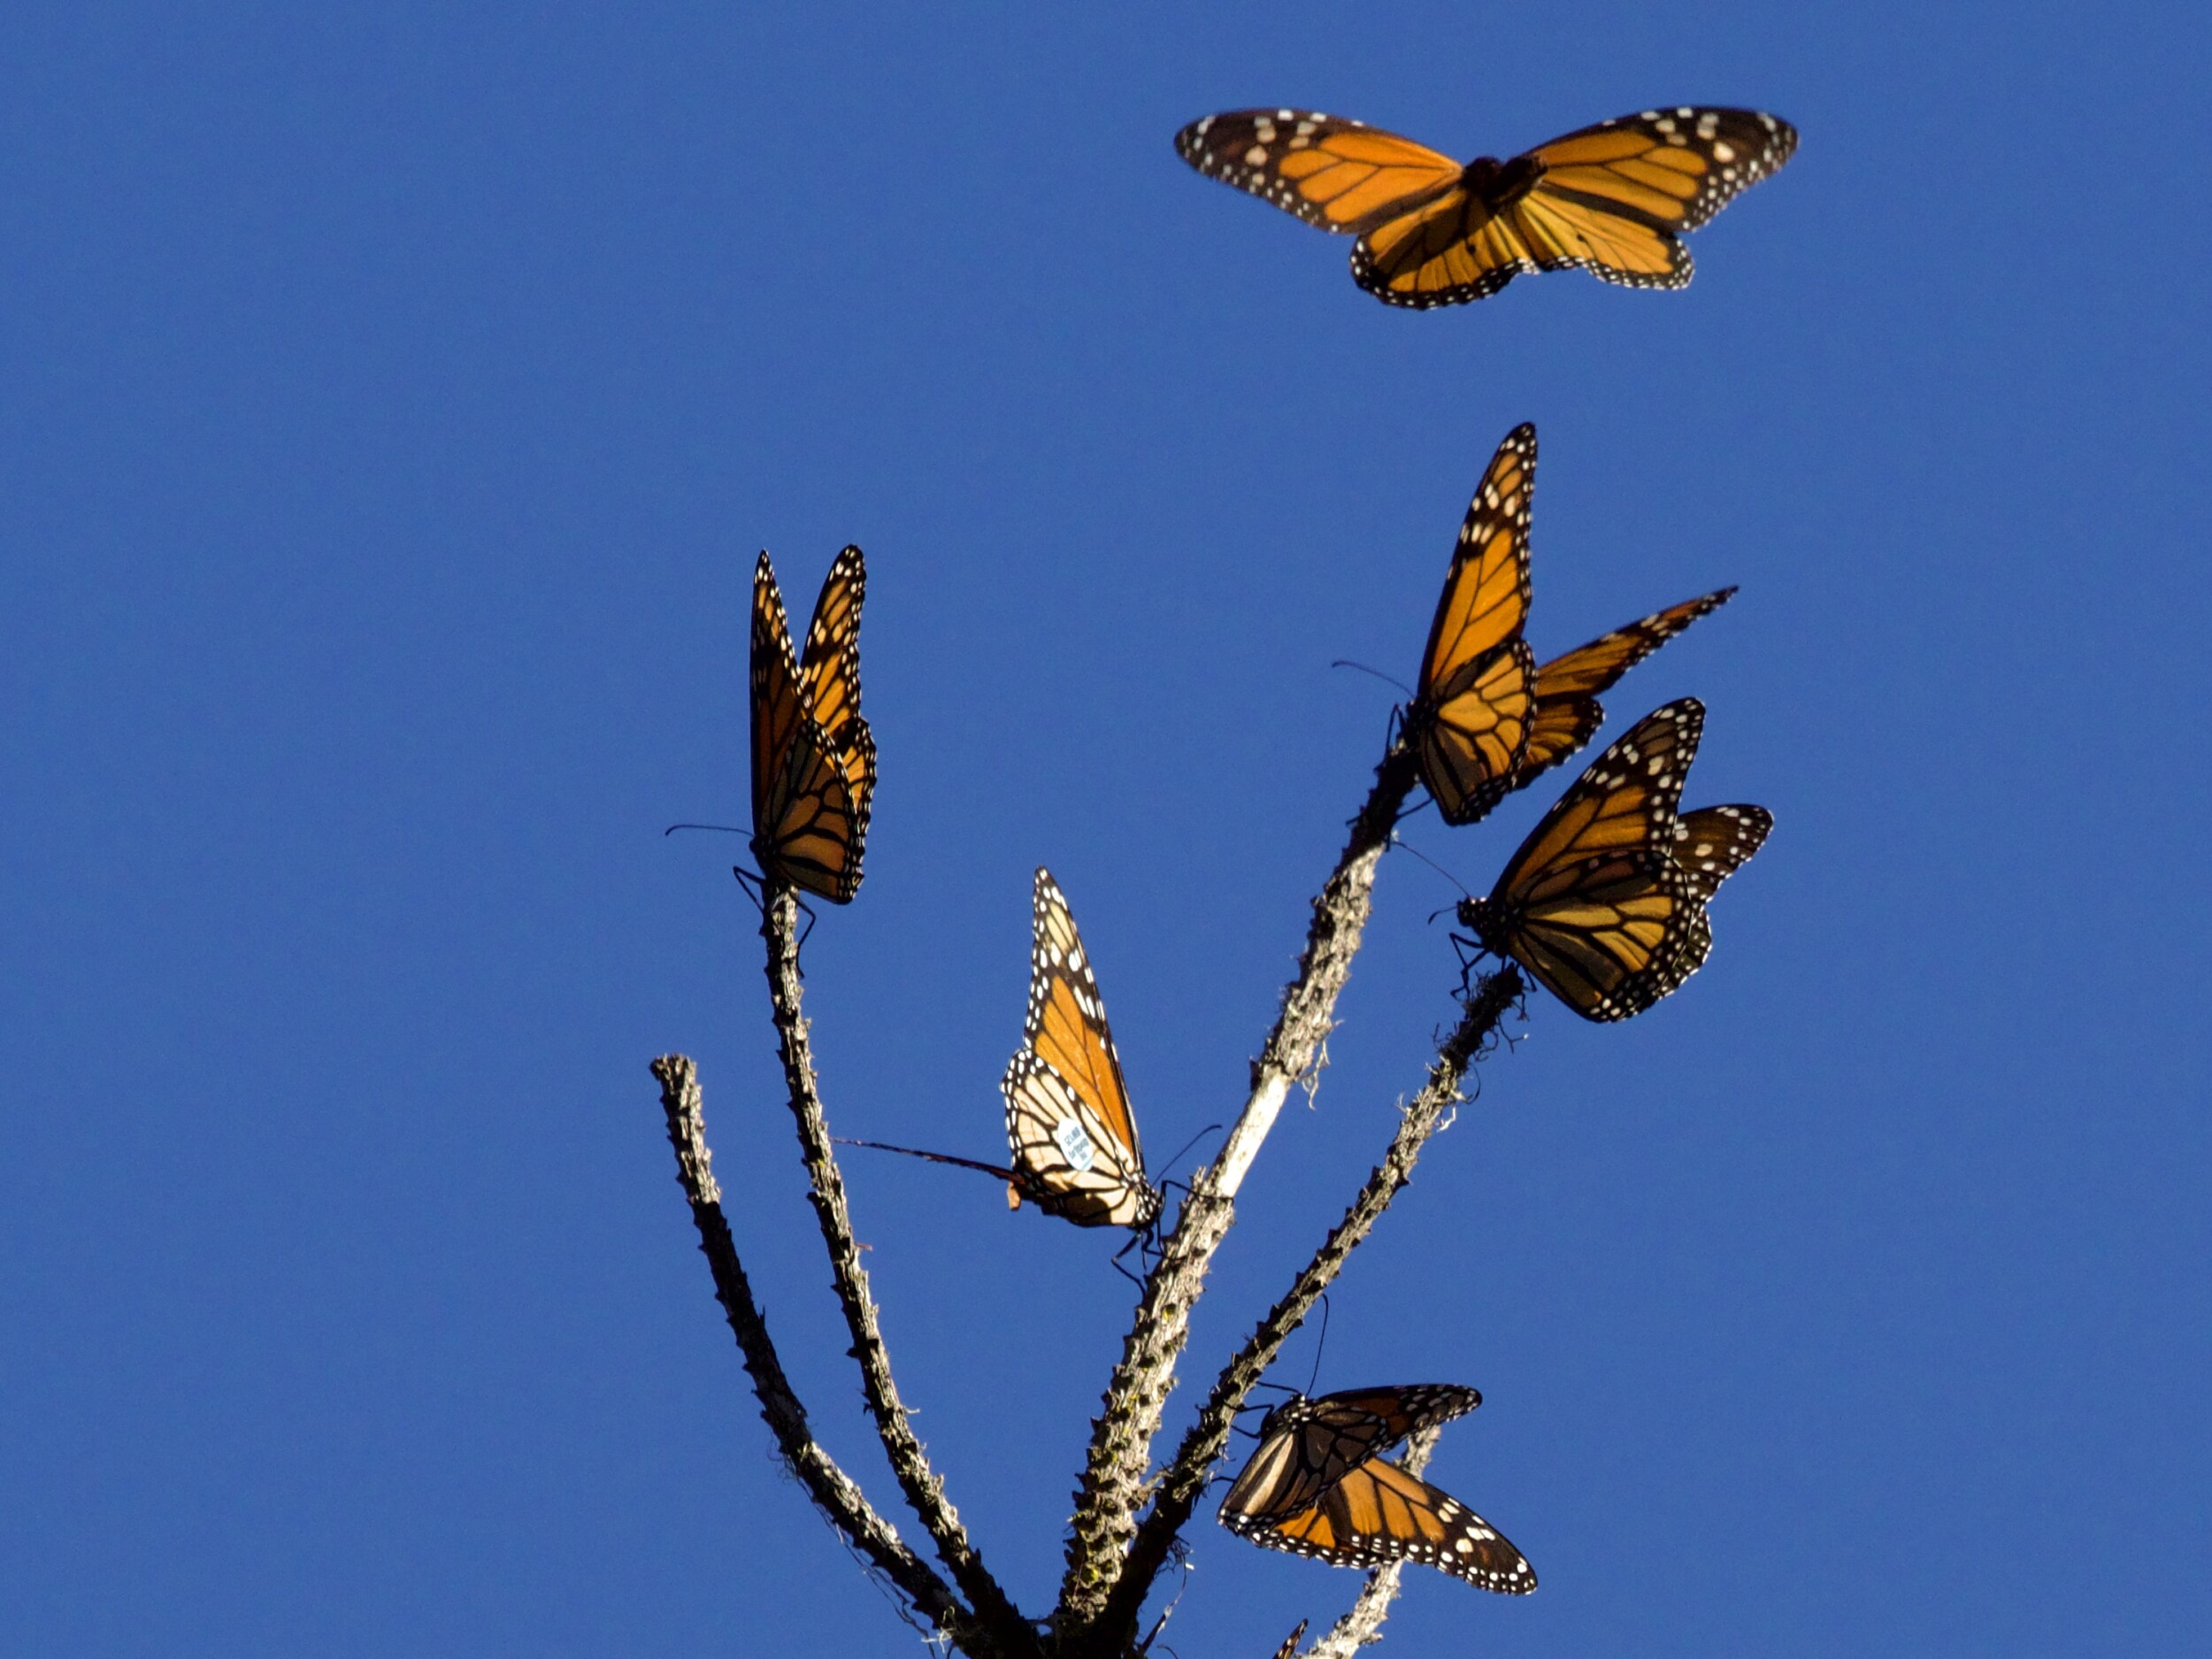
4, 4, 2207, 1655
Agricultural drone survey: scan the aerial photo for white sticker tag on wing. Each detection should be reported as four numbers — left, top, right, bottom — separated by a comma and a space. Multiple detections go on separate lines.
1053, 1118, 1097, 1172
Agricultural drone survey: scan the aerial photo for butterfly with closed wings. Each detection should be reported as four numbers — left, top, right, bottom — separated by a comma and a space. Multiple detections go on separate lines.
749, 547, 876, 902
1456, 699, 1771, 1021
836, 869, 1162, 1233
1176, 104, 1796, 307
1406, 423, 1734, 826
1220, 1384, 1533, 1594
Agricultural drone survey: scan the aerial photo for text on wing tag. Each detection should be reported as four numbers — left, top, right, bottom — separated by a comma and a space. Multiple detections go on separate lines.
1053, 1118, 1097, 1172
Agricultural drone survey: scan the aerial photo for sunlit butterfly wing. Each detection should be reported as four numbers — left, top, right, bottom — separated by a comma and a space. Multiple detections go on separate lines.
1227, 1455, 1536, 1594
1221, 1385, 1483, 1525
1001, 870, 1160, 1229
799, 544, 866, 752
1174, 111, 1461, 234
1671, 803, 1771, 904
1356, 107, 1796, 307
1269, 1620, 1309, 1659
1458, 700, 1707, 1020
1408, 426, 1537, 825
1507, 587, 1738, 794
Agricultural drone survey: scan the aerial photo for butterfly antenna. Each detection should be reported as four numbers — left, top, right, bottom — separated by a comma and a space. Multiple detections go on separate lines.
1330, 658, 1415, 698
1392, 835, 1473, 910
1155, 1123, 1225, 1191
1304, 1292, 1331, 1397
665, 821, 747, 836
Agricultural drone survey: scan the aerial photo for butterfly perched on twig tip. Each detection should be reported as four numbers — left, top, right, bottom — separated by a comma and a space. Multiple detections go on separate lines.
1001, 869, 1162, 1230
1456, 700, 1770, 1021
1219, 1384, 1533, 1593
833, 869, 1162, 1233
1405, 423, 1735, 826
1176, 105, 1796, 307
749, 547, 875, 902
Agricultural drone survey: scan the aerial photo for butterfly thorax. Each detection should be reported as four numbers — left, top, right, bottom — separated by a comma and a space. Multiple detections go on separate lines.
1456, 895, 1513, 955
1460, 154, 1543, 211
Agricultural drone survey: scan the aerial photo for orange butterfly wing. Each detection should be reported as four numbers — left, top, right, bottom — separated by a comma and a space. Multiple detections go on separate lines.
1347, 107, 1796, 308
749, 550, 874, 903
1231, 1456, 1535, 1594
1000, 870, 1159, 1229
1175, 111, 1461, 234
1408, 426, 1538, 825
1460, 700, 1710, 1020
1220, 1385, 1483, 1525
1671, 803, 1772, 905
1509, 587, 1738, 791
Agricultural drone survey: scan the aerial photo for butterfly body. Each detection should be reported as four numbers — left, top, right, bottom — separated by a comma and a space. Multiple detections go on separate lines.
749, 548, 874, 902
1219, 1383, 1532, 1593
1458, 700, 1770, 1021
1177, 105, 1796, 308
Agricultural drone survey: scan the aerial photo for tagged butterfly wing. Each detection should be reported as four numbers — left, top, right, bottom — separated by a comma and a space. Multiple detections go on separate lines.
1408, 426, 1537, 825
1506, 588, 1738, 803
1001, 870, 1161, 1229
1175, 104, 1794, 309
749, 551, 873, 902
1226, 1455, 1536, 1594
1221, 1385, 1483, 1525
1458, 700, 1708, 1021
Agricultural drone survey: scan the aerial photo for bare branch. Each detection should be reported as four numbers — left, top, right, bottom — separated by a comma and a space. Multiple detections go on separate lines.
1299, 1425, 1443, 1659
1093, 965, 1526, 1647
756, 890, 1038, 1657
648, 1054, 972, 1640
1056, 744, 1422, 1637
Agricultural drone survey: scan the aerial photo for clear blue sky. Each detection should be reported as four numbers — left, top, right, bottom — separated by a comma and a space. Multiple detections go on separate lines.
4, 4, 2207, 1655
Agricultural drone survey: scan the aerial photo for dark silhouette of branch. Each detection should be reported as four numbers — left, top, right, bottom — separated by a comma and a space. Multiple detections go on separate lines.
648, 1054, 972, 1640
1057, 743, 1423, 1638
1090, 964, 1526, 1649
755, 887, 1038, 1657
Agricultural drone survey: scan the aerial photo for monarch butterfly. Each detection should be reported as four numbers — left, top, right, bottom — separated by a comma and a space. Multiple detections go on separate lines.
1457, 700, 1768, 1021
1220, 1386, 1532, 1594
1407, 424, 1734, 826
1175, 105, 1796, 307
750, 547, 876, 902
1221, 1386, 1484, 1525
1269, 1620, 1308, 1659
1002, 869, 1162, 1229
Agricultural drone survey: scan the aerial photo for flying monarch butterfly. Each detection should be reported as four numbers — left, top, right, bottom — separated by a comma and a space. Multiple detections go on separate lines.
1406, 424, 1734, 826
750, 547, 876, 902
1175, 105, 1796, 307
1001, 868, 1162, 1229
1456, 700, 1768, 1021
833, 868, 1161, 1232
1221, 1386, 1484, 1525
1220, 1386, 1532, 1594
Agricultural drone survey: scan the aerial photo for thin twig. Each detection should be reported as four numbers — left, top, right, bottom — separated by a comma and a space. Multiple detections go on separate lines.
757, 889, 1038, 1657
648, 1054, 971, 1639
1092, 965, 1526, 1647
1298, 1425, 1443, 1659
1057, 744, 1422, 1633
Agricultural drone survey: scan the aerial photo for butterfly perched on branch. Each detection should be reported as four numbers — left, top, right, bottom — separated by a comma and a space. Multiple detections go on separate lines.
1219, 1384, 1533, 1593
1456, 699, 1770, 1021
1176, 105, 1796, 307
838, 870, 1161, 1232
1405, 424, 1734, 826
749, 547, 876, 902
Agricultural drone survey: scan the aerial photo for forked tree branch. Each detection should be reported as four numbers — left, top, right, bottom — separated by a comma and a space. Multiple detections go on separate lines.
1088, 965, 1526, 1648
1057, 741, 1423, 1637
757, 887, 1037, 1657
648, 1054, 970, 1639
1299, 1424, 1444, 1659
